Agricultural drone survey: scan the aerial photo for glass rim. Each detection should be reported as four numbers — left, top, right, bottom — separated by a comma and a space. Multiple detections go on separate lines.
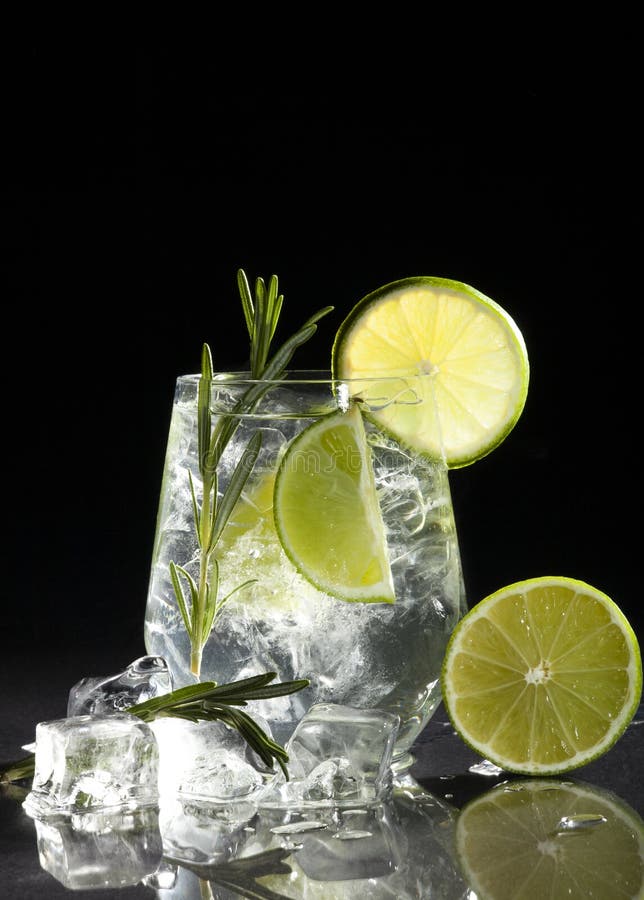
176, 369, 433, 386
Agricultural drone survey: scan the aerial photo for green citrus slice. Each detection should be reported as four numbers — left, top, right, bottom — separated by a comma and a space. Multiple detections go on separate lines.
332, 275, 529, 467
273, 403, 395, 604
456, 779, 644, 900
441, 576, 642, 774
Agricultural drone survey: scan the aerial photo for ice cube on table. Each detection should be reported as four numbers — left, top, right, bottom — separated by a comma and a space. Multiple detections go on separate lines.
23, 713, 159, 818
261, 703, 400, 808
152, 715, 277, 805
67, 655, 172, 716
34, 806, 163, 890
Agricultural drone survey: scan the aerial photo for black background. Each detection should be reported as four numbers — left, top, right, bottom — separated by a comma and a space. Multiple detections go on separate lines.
2, 47, 642, 691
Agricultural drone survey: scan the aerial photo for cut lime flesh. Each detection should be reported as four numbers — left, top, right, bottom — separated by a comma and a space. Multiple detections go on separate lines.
441, 576, 642, 774
273, 404, 395, 603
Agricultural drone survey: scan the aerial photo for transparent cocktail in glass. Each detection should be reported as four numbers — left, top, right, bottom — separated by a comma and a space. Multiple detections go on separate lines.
144, 372, 467, 771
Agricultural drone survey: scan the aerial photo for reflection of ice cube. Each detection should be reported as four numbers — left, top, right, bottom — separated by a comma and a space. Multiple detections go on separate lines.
34, 805, 162, 889
23, 713, 159, 817
262, 703, 400, 808
295, 804, 401, 881
67, 655, 173, 716
158, 796, 256, 865
152, 716, 277, 804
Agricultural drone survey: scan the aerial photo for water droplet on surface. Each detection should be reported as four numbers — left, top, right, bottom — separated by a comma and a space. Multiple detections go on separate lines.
469, 759, 504, 776
554, 813, 607, 833
333, 830, 373, 840
270, 821, 328, 835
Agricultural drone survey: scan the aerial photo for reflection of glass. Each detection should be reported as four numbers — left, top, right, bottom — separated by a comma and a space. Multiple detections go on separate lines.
155, 780, 468, 899
456, 778, 644, 900
33, 806, 162, 890
145, 373, 467, 768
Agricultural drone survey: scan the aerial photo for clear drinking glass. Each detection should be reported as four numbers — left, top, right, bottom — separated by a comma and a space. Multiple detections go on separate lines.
144, 372, 467, 770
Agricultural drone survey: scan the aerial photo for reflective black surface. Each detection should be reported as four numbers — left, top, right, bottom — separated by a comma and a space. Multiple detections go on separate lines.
1, 643, 641, 899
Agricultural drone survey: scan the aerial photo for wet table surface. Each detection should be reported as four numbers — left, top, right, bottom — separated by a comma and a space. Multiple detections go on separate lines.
1, 646, 642, 900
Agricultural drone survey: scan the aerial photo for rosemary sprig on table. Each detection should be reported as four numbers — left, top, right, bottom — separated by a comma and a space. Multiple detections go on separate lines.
0, 673, 309, 785
171, 269, 333, 676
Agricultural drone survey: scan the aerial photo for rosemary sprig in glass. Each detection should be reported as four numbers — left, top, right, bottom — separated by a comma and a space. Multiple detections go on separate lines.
0, 673, 308, 785
171, 270, 333, 676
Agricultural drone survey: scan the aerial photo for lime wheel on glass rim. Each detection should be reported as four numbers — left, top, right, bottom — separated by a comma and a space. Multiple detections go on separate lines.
441, 576, 642, 775
332, 275, 529, 467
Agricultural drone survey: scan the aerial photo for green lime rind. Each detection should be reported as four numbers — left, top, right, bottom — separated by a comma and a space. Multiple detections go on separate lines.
331, 275, 530, 469
440, 575, 643, 776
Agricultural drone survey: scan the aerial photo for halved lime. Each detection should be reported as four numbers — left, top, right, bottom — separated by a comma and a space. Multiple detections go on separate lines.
457, 779, 644, 900
441, 576, 642, 775
273, 404, 395, 604
332, 275, 529, 467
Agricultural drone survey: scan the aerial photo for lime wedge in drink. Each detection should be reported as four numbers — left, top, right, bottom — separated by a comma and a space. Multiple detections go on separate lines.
273, 404, 395, 604
441, 576, 642, 775
456, 779, 644, 900
332, 275, 529, 467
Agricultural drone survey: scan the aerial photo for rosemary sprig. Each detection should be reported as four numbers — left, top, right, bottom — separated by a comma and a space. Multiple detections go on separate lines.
0, 756, 38, 786
0, 673, 309, 786
170, 269, 333, 676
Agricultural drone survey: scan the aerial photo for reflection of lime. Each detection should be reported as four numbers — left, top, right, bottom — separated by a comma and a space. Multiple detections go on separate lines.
273, 404, 395, 604
457, 779, 644, 900
332, 275, 529, 467
441, 576, 642, 774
